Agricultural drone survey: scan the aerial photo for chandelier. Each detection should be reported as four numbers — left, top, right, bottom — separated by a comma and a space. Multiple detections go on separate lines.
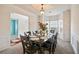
40, 4, 44, 15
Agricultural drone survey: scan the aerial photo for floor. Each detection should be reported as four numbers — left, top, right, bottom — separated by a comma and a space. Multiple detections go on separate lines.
55, 39, 74, 54
0, 39, 74, 54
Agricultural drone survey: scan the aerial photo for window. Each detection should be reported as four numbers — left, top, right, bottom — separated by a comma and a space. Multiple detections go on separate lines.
46, 20, 58, 33
10, 19, 18, 35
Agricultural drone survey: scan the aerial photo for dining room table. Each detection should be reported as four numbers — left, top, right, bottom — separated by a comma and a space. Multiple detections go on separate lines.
29, 34, 48, 53
28, 32, 56, 53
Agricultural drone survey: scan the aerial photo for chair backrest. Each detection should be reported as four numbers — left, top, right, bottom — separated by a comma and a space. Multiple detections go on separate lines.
46, 35, 54, 44
27, 31, 31, 35
53, 32, 58, 45
21, 35, 34, 53
20, 35, 26, 53
24, 32, 30, 41
24, 32, 28, 36
54, 32, 58, 40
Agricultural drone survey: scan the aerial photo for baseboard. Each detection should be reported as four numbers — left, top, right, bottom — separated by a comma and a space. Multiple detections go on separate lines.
0, 46, 10, 53
71, 43, 77, 54
71, 33, 78, 54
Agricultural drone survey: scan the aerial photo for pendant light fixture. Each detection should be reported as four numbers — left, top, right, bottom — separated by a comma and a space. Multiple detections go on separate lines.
40, 4, 44, 15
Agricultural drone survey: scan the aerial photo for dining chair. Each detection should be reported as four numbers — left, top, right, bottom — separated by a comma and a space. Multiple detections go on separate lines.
20, 35, 32, 54
20, 34, 40, 54
53, 32, 58, 48
41, 37, 53, 54
51, 32, 58, 53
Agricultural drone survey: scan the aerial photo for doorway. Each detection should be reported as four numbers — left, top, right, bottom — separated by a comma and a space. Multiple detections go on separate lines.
10, 13, 29, 39
45, 15, 63, 39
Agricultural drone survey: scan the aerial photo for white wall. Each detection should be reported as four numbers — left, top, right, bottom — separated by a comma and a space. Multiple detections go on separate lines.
58, 14, 63, 40
0, 5, 38, 51
63, 10, 71, 42
29, 16, 39, 31
71, 5, 79, 53
18, 15, 29, 36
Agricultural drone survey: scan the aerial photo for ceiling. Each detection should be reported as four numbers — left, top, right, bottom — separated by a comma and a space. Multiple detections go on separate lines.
32, 4, 52, 11
14, 4, 71, 16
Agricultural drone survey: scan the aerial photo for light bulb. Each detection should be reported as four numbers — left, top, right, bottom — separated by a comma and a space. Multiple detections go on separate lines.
40, 10, 44, 15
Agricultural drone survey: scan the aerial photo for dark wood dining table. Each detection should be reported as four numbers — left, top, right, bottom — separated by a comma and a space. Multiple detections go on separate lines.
29, 35, 48, 53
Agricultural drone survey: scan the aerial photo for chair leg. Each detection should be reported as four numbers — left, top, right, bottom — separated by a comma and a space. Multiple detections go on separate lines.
49, 46, 52, 54
52, 44, 55, 54
23, 50, 25, 54
49, 50, 51, 54
51, 47, 53, 54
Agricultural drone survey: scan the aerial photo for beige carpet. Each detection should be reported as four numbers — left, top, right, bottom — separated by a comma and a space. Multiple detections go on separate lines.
0, 39, 74, 54
55, 39, 74, 54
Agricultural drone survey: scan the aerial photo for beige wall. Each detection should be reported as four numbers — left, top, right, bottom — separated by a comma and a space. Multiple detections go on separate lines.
29, 16, 39, 31
63, 10, 71, 41
71, 5, 79, 36
0, 5, 38, 51
71, 5, 79, 53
